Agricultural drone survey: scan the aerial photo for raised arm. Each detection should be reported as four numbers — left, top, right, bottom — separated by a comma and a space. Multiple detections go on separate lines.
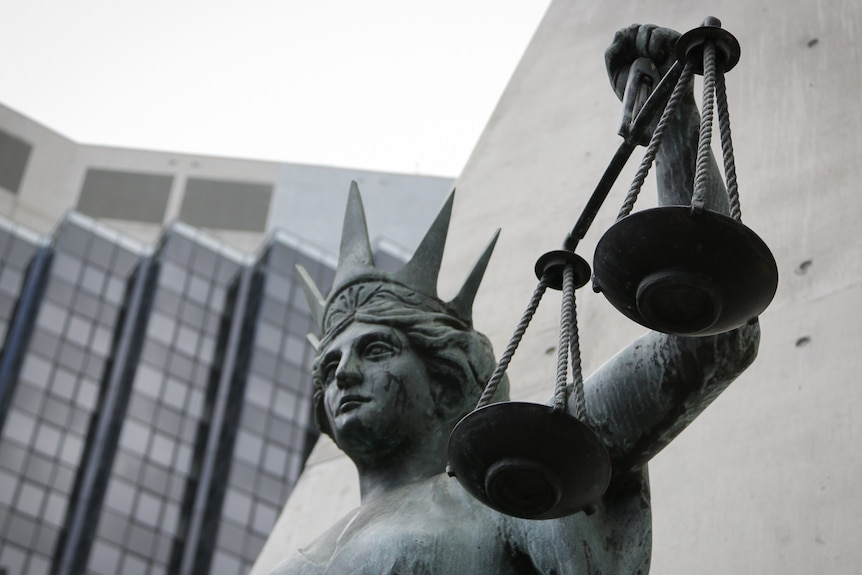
585, 24, 761, 479
585, 321, 759, 477
606, 23, 729, 212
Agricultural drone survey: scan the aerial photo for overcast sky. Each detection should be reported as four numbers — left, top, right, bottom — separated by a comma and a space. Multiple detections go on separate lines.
2, 1, 550, 177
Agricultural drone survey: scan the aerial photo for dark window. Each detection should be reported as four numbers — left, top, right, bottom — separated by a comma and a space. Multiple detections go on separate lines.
0, 129, 32, 193
179, 177, 272, 232
77, 169, 173, 223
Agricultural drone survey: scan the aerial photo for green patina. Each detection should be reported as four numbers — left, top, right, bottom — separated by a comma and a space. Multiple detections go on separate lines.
273, 24, 761, 575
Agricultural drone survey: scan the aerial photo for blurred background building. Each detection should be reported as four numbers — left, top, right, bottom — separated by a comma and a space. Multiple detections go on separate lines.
0, 104, 452, 575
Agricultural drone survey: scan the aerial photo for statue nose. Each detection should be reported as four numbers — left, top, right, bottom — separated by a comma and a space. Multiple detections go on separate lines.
335, 353, 362, 389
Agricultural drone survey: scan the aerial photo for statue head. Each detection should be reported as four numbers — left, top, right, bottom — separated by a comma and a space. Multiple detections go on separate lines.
298, 183, 507, 452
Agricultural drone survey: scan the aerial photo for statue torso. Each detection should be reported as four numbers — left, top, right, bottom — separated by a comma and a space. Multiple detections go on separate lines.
271, 472, 652, 575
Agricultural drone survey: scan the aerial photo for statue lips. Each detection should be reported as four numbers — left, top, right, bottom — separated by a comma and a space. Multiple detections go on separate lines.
337, 394, 371, 415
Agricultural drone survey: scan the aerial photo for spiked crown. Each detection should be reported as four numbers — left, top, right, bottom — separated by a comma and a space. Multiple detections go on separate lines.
297, 182, 499, 336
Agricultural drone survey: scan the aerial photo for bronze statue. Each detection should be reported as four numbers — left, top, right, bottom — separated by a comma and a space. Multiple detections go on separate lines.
271, 24, 760, 574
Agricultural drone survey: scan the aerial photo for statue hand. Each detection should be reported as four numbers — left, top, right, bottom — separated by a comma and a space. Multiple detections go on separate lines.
605, 24, 681, 101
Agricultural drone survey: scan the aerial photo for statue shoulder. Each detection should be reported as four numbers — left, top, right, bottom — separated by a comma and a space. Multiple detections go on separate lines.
268, 551, 315, 575
499, 468, 652, 574
267, 508, 362, 575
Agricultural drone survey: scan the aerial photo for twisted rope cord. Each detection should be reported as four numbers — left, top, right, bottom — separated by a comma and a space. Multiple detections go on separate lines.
553, 265, 575, 412
571, 292, 587, 422
715, 70, 743, 221
476, 278, 549, 409
692, 41, 717, 210
617, 62, 696, 221
567, 288, 586, 420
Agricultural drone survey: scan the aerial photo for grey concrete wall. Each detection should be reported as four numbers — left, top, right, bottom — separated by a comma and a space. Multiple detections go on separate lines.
445, 1, 861, 572
0, 103, 80, 232
255, 0, 862, 573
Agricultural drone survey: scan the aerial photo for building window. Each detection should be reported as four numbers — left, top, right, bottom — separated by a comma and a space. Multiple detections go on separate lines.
0, 129, 32, 194
179, 178, 272, 232
77, 169, 173, 224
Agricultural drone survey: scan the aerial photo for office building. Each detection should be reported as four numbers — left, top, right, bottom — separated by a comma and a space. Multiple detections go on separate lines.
0, 103, 452, 575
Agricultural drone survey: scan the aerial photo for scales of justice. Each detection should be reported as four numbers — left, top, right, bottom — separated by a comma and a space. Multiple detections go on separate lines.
281, 16, 778, 575
446, 16, 778, 520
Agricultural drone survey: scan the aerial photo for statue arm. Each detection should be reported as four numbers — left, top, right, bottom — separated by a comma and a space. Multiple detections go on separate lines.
584, 322, 759, 478
606, 23, 728, 211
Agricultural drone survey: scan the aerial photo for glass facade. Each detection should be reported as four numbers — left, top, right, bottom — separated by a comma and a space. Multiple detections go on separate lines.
84, 224, 243, 575
0, 218, 47, 417
0, 213, 348, 575
205, 236, 333, 575
0, 214, 142, 575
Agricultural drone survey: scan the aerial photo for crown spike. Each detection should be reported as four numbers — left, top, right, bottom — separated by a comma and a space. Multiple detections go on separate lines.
448, 229, 500, 325
296, 264, 326, 332
393, 191, 455, 298
332, 181, 376, 291
296, 183, 496, 335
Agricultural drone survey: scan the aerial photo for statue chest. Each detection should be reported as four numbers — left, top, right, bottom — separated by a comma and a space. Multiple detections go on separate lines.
289, 477, 531, 575
277, 474, 648, 575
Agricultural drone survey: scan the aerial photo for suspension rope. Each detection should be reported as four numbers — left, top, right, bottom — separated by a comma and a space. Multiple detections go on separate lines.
553, 265, 575, 412
617, 62, 696, 221
476, 277, 549, 409
568, 289, 586, 420
691, 41, 717, 210
715, 70, 743, 221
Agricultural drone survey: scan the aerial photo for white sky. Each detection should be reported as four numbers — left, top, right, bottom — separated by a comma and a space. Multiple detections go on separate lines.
1, 1, 551, 177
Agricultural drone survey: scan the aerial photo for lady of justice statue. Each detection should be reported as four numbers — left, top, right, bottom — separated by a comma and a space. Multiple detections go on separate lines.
271, 24, 760, 574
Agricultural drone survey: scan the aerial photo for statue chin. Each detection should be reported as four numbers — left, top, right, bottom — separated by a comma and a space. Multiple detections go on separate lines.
331, 413, 415, 463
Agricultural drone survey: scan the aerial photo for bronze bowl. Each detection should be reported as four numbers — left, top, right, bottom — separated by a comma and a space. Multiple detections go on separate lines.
447, 402, 611, 520
593, 206, 778, 336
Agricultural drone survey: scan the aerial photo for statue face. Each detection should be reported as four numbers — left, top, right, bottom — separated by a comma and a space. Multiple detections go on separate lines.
318, 322, 438, 456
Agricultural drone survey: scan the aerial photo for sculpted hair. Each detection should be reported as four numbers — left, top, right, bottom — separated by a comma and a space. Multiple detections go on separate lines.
311, 282, 508, 439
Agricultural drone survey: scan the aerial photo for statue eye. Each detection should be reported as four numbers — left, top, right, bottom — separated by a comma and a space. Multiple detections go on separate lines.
363, 340, 397, 360
321, 358, 339, 383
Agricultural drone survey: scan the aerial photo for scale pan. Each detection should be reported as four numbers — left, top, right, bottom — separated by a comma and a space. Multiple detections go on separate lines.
593, 206, 778, 336
447, 402, 611, 520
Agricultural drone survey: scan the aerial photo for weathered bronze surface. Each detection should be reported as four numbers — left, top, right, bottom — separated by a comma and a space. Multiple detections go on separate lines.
594, 206, 778, 335
448, 402, 611, 519
271, 23, 763, 575
594, 18, 778, 337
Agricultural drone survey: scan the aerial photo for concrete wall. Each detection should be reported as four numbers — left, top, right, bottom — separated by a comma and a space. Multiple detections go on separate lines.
0, 103, 79, 232
254, 0, 862, 573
